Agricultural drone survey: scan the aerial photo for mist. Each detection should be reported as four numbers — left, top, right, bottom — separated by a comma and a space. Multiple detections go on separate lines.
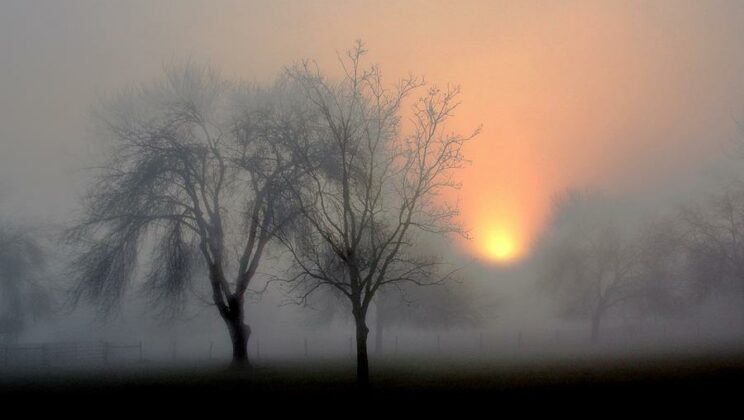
2, 0, 744, 410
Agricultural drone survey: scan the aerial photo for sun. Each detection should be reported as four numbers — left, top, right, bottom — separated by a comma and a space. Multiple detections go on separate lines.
483, 230, 518, 262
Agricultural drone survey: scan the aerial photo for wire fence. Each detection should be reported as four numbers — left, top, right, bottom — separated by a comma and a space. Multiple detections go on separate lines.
1, 341, 143, 370
2, 318, 741, 371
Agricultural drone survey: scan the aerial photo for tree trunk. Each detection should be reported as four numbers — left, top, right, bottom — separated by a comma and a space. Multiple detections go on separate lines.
224, 299, 251, 369
354, 315, 370, 388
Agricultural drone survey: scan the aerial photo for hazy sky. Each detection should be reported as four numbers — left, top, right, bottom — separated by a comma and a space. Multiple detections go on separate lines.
2, 0, 744, 262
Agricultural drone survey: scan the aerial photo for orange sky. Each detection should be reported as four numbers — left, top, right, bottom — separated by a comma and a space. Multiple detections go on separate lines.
3, 0, 744, 262
204, 0, 744, 262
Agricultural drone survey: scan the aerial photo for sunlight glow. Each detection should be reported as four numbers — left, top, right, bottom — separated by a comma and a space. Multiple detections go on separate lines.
483, 229, 519, 262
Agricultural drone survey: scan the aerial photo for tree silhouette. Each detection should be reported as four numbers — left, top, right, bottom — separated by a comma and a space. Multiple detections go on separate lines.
277, 42, 478, 386
67, 65, 302, 367
538, 190, 643, 343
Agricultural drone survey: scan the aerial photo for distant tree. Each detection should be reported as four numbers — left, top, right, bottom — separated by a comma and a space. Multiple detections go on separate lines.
632, 217, 698, 320
681, 187, 744, 303
66, 65, 302, 367
538, 190, 642, 343
277, 42, 479, 386
0, 220, 52, 343
371, 282, 482, 355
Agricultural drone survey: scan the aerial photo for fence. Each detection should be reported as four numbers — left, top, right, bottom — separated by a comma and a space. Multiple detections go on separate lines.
1, 341, 143, 370
3, 319, 738, 370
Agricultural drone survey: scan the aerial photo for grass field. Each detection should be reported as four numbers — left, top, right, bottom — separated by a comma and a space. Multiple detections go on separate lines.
2, 348, 743, 413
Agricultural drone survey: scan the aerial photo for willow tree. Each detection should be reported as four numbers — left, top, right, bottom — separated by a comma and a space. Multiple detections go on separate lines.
67, 66, 301, 367
279, 42, 478, 386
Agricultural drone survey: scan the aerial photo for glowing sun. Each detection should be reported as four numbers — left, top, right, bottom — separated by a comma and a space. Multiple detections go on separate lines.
483, 230, 519, 262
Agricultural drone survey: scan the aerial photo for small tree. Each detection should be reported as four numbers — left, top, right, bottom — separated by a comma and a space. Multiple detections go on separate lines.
278, 42, 478, 386
538, 190, 642, 343
67, 66, 301, 367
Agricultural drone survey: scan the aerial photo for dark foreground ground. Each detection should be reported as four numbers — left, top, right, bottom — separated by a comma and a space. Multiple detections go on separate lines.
2, 349, 744, 413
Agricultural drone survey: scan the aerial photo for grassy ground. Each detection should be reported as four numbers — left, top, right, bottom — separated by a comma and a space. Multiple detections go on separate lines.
2, 349, 743, 412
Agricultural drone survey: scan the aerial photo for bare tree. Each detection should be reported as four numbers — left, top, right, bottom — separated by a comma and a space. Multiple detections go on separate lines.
633, 217, 698, 320
67, 65, 301, 367
277, 42, 478, 386
538, 190, 642, 343
0, 220, 51, 343
681, 187, 744, 304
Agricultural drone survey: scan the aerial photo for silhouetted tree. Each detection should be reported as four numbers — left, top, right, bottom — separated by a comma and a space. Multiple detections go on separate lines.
539, 190, 642, 343
67, 65, 302, 367
277, 42, 478, 386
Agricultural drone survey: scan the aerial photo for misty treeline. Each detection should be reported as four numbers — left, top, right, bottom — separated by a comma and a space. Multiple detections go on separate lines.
48, 42, 478, 386
535, 182, 744, 343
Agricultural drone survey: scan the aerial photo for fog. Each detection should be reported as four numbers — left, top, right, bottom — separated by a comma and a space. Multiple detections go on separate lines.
2, 1, 744, 404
